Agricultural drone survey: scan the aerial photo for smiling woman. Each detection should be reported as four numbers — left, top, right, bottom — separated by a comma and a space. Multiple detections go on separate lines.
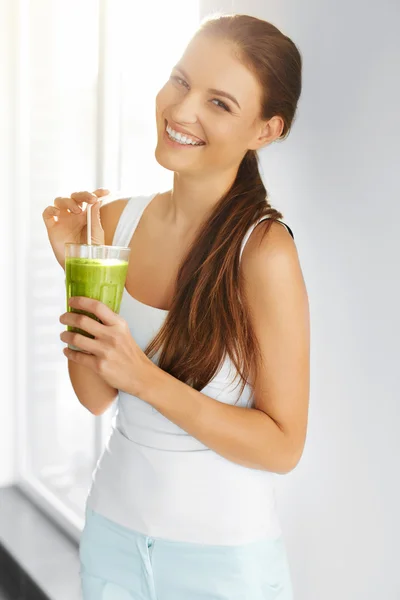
42, 10, 306, 600
80, 13, 304, 599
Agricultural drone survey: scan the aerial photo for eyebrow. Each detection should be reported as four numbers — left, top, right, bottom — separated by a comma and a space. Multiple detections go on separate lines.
174, 65, 241, 110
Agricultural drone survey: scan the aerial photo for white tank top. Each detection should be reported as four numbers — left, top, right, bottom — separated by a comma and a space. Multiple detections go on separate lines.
86, 193, 294, 545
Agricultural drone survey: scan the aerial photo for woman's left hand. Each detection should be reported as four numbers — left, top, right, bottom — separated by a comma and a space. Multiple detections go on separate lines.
59, 296, 154, 397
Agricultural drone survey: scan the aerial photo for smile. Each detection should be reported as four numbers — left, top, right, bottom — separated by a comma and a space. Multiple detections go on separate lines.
165, 122, 205, 147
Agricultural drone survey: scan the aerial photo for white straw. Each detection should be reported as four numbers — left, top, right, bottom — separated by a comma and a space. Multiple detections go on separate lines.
87, 203, 92, 246
85, 191, 129, 252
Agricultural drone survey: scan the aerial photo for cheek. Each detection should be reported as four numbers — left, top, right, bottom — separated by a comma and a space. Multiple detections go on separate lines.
155, 87, 166, 117
156, 83, 180, 116
209, 120, 248, 148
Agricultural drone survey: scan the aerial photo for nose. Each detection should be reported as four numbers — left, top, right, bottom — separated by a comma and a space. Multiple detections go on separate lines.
170, 91, 199, 126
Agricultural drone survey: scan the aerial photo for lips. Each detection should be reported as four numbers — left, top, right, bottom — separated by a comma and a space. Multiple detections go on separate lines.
165, 119, 206, 145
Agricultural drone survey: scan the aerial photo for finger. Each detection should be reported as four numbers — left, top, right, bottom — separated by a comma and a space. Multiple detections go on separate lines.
68, 297, 118, 326
42, 206, 61, 229
71, 191, 101, 205
54, 196, 83, 214
93, 188, 110, 198
63, 346, 97, 368
60, 330, 100, 355
60, 311, 105, 338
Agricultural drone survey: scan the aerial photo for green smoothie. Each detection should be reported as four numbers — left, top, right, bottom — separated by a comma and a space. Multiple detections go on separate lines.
65, 257, 129, 339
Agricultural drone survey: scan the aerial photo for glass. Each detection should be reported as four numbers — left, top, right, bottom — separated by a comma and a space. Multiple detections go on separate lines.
65, 243, 131, 351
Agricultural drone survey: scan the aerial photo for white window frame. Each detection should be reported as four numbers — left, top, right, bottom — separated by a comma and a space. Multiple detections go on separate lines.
14, 0, 119, 542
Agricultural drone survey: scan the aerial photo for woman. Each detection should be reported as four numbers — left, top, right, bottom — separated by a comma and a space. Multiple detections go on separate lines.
43, 13, 309, 600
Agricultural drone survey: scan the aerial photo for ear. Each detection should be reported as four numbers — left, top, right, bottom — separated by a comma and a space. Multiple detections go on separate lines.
249, 115, 285, 151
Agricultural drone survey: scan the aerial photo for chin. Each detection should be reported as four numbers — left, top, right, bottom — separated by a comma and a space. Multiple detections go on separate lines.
154, 142, 193, 173
154, 143, 173, 171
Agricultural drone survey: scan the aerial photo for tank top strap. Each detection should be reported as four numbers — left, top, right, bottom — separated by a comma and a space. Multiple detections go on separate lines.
239, 216, 294, 262
112, 193, 157, 247
112, 195, 294, 261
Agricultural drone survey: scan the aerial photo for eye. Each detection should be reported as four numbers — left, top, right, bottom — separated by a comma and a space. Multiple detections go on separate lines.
170, 75, 189, 89
211, 99, 231, 112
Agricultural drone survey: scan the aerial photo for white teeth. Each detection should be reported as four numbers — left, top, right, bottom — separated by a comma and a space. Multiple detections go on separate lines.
166, 124, 204, 146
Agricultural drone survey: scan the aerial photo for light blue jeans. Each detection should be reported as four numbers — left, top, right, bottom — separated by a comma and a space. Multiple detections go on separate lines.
79, 506, 294, 599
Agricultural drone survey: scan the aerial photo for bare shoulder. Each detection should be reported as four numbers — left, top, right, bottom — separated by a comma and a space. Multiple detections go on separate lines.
240, 218, 308, 327
100, 198, 130, 246
241, 219, 300, 274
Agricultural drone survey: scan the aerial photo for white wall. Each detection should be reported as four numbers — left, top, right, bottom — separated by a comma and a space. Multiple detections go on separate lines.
0, 0, 16, 486
200, 1, 400, 599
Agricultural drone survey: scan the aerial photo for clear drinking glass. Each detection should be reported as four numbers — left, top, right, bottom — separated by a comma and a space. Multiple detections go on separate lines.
64, 244, 131, 351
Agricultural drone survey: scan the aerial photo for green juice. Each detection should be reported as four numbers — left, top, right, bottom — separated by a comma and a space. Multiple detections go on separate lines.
65, 257, 129, 338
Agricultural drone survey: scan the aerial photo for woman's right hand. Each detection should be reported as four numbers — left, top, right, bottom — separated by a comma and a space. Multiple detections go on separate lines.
42, 188, 110, 269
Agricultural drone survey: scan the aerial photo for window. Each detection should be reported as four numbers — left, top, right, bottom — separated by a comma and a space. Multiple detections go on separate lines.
16, 0, 199, 540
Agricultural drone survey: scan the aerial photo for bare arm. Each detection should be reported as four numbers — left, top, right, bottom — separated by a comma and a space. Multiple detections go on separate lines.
67, 359, 118, 416
65, 197, 129, 415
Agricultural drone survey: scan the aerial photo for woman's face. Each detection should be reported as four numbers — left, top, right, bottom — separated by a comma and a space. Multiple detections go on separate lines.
155, 34, 268, 177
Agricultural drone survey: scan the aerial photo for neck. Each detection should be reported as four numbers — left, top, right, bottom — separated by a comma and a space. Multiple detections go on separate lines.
163, 168, 238, 235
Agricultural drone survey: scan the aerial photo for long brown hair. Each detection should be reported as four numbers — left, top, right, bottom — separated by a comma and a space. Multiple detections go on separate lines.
146, 14, 302, 398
